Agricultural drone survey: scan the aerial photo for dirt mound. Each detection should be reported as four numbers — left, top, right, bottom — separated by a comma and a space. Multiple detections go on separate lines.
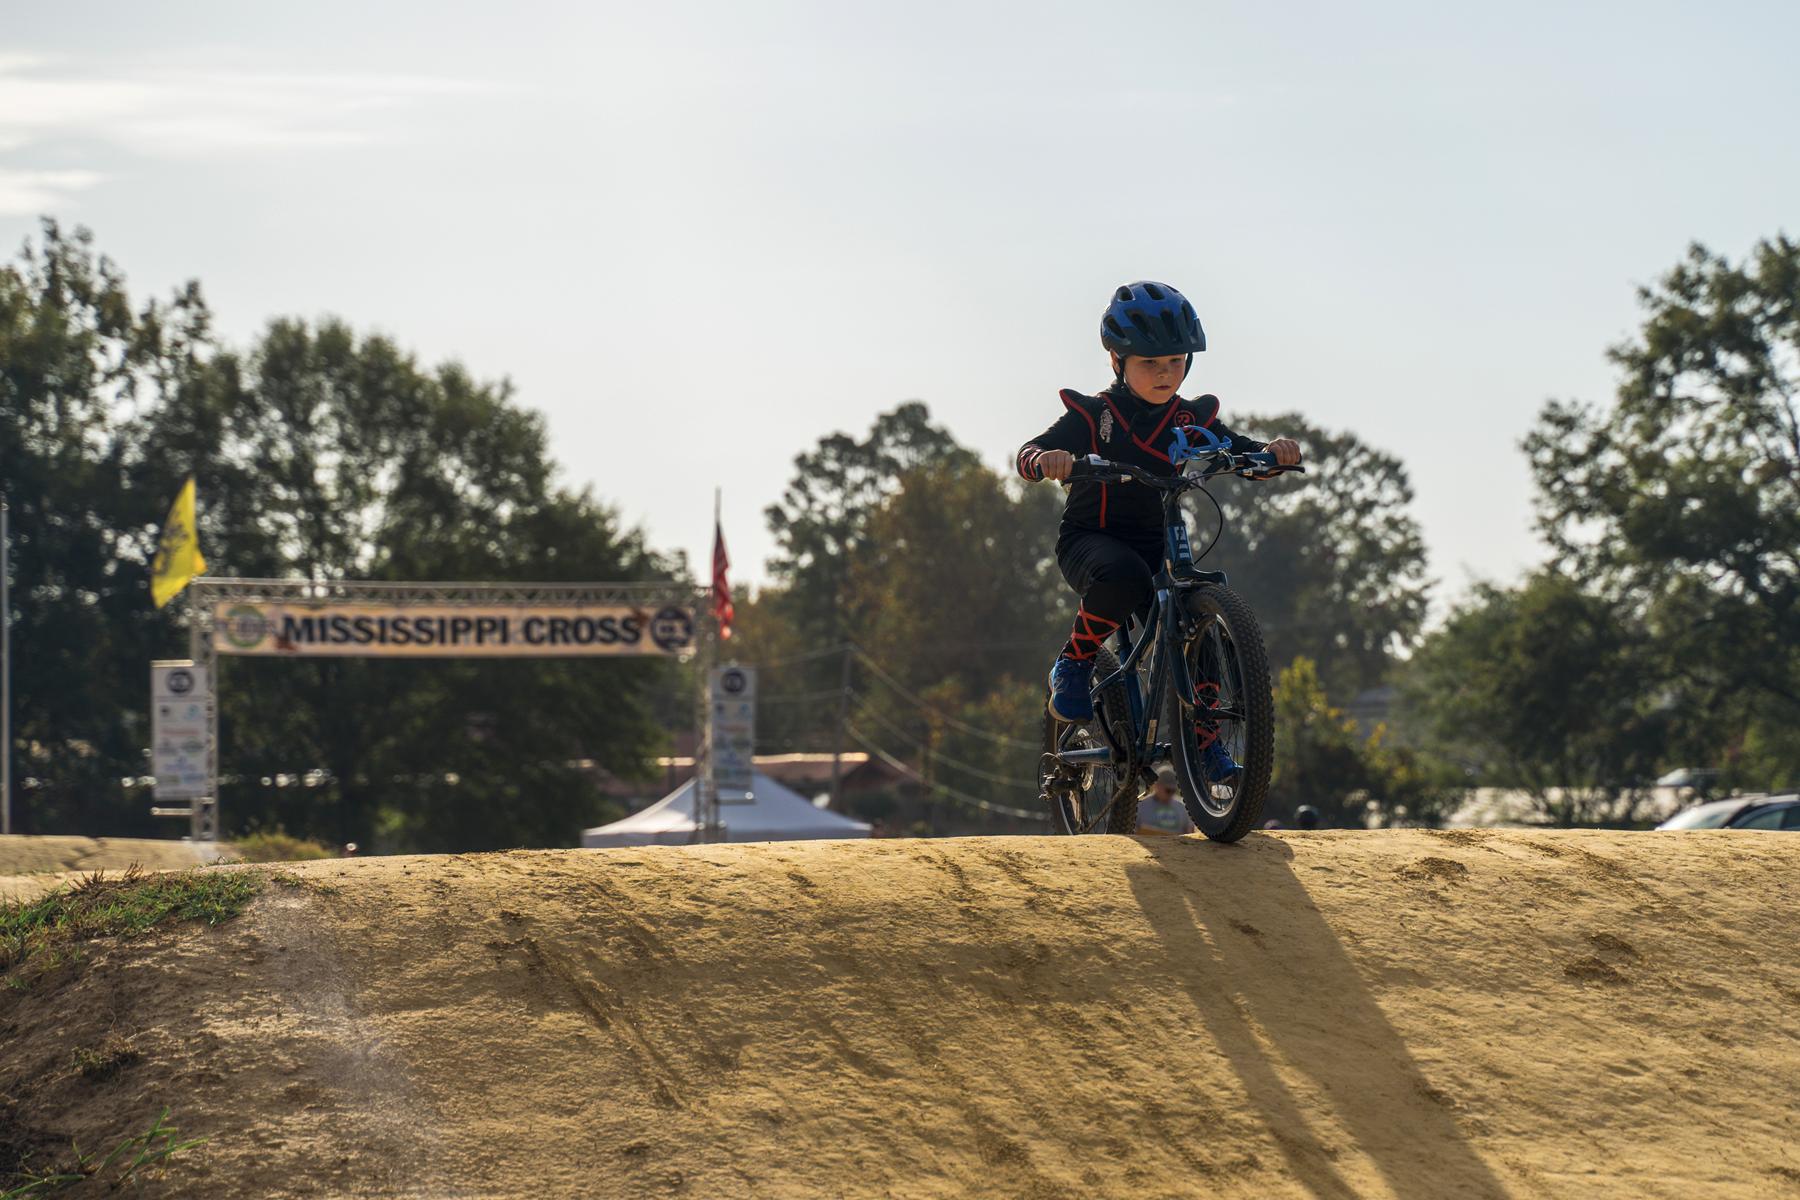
3, 830, 1797, 1198
0, 835, 228, 902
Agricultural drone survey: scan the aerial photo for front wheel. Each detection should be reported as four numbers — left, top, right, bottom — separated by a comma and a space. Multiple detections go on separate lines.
1165, 585, 1274, 842
1040, 646, 1139, 835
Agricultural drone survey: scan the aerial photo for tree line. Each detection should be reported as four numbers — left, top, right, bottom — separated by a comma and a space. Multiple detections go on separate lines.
720, 236, 1800, 831
2, 222, 680, 850
3, 221, 1794, 846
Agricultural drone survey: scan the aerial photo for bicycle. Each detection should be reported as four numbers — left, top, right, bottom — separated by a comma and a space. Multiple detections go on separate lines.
1038, 430, 1303, 842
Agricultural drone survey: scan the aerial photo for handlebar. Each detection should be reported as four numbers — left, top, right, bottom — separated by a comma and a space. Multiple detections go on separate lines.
1066, 451, 1305, 488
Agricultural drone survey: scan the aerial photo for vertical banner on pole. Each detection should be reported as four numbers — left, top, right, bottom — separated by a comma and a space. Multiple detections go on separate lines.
151, 660, 212, 805
189, 585, 219, 843
707, 666, 756, 807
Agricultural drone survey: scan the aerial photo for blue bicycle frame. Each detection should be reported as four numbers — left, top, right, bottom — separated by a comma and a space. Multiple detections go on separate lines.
1050, 461, 1233, 775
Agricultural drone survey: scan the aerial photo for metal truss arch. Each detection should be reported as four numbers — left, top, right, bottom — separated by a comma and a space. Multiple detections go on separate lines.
179, 576, 720, 844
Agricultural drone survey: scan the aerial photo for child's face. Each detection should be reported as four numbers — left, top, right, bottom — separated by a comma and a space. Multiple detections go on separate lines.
1117, 353, 1188, 404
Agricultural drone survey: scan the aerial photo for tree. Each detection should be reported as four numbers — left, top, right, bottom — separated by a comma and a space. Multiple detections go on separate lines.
739, 414, 1068, 832
1400, 575, 1671, 826
0, 220, 212, 834
1525, 237, 1800, 789
740, 402, 984, 756
1267, 656, 1456, 829
847, 460, 1063, 695
2, 224, 679, 848
841, 460, 1064, 833
1268, 657, 1373, 827
1205, 414, 1430, 699
150, 318, 680, 851
764, 401, 977, 645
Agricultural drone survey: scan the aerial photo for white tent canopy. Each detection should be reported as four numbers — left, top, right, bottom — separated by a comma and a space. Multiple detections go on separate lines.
581, 771, 871, 846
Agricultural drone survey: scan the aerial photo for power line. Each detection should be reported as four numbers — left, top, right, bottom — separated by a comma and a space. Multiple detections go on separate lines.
755, 687, 849, 707
744, 638, 1049, 670
849, 647, 1041, 750
732, 643, 854, 670
853, 699, 1038, 788
847, 724, 1046, 822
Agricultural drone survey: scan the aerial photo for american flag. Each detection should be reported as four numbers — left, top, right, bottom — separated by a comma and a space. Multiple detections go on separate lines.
712, 513, 734, 640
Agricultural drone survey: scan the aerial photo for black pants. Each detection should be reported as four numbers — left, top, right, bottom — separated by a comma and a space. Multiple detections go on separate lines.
1056, 529, 1161, 649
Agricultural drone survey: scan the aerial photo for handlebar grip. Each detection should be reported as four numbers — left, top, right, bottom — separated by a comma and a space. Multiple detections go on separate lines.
1068, 455, 1115, 474
1239, 452, 1305, 477
1069, 456, 1143, 483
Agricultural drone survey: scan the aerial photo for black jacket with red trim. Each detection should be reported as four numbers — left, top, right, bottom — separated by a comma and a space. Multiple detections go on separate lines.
1016, 384, 1266, 546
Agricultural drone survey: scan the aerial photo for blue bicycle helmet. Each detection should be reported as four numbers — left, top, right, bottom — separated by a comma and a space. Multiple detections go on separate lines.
1101, 281, 1206, 357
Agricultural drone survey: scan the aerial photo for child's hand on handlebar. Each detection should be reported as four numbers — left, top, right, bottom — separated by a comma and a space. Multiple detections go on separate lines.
1038, 450, 1075, 481
1266, 438, 1302, 467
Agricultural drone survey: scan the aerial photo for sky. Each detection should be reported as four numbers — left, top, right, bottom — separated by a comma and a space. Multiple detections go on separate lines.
3, 1, 1796, 609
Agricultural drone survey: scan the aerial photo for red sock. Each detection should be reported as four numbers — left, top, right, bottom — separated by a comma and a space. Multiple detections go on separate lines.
1060, 606, 1120, 662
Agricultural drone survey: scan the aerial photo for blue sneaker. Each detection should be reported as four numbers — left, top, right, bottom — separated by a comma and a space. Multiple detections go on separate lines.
1047, 656, 1096, 723
1199, 739, 1240, 798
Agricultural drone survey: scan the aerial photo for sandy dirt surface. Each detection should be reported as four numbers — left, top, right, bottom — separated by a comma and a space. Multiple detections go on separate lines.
0, 835, 230, 902
3, 829, 1798, 1198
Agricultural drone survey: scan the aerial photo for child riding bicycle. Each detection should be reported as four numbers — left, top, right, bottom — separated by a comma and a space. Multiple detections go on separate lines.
1017, 281, 1302, 789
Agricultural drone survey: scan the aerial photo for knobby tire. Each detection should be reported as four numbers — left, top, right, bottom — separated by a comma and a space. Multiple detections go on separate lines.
1166, 584, 1273, 842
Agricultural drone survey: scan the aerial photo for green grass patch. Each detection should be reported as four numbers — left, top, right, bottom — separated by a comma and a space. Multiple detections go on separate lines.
0, 866, 265, 983
229, 829, 337, 863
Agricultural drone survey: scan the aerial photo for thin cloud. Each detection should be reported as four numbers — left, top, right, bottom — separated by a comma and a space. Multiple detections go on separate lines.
0, 54, 495, 215
0, 168, 105, 215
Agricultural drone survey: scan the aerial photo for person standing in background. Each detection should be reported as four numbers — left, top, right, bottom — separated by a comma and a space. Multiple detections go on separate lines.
1138, 766, 1195, 835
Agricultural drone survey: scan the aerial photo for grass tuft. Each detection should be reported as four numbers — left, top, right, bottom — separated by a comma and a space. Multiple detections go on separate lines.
230, 830, 337, 863
267, 870, 341, 896
0, 865, 265, 983
70, 1033, 142, 1082
1, 1106, 205, 1197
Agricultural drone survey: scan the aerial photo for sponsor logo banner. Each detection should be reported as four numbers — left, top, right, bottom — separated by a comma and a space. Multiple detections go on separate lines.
152, 661, 211, 800
708, 667, 756, 802
214, 602, 696, 657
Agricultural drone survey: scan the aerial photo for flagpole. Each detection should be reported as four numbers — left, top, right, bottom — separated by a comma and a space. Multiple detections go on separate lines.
701, 487, 721, 844
2, 495, 11, 835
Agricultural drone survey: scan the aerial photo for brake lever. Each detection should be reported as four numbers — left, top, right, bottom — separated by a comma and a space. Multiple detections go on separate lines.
1076, 454, 1136, 483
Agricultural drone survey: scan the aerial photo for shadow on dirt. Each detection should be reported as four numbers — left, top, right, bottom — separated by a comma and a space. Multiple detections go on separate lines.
1125, 834, 1508, 1200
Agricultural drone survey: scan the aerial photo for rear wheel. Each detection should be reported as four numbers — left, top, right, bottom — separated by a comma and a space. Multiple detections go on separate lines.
1040, 646, 1139, 835
1165, 585, 1273, 842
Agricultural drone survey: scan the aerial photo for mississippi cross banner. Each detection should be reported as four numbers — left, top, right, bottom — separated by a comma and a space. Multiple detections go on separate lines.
212, 602, 697, 657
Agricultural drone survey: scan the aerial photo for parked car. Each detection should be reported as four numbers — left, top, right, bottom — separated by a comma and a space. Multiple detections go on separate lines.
1656, 794, 1800, 830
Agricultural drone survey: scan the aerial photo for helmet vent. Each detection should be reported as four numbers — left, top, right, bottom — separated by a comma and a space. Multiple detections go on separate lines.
1102, 280, 1203, 356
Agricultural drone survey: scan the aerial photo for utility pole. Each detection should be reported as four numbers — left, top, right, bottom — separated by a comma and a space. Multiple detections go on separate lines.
829, 644, 851, 809
1, 496, 10, 835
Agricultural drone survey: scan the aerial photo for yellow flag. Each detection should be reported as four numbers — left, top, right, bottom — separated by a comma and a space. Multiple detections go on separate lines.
151, 477, 207, 608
